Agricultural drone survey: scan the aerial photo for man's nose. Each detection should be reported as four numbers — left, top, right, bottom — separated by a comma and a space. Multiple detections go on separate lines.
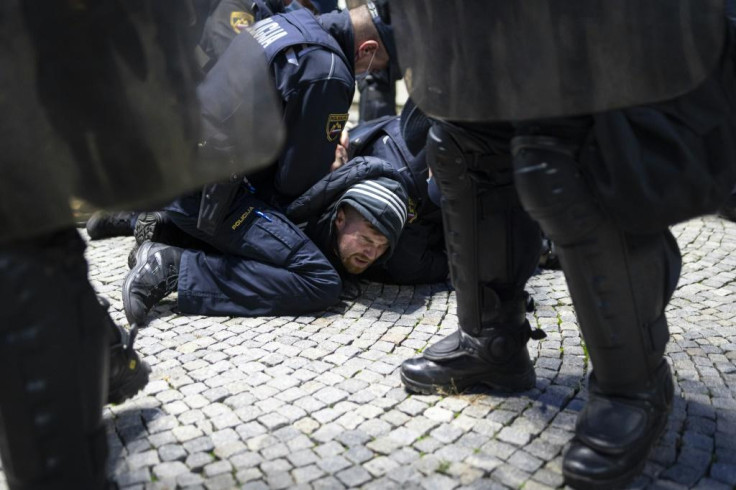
363, 245, 378, 260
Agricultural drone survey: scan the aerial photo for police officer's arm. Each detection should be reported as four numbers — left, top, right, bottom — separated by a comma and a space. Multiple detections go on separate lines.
276, 77, 353, 199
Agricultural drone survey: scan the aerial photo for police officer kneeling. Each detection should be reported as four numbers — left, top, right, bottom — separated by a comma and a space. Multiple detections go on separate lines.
122, 171, 407, 322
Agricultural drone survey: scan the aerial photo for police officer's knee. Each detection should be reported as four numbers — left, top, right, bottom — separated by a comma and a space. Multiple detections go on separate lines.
512, 135, 603, 245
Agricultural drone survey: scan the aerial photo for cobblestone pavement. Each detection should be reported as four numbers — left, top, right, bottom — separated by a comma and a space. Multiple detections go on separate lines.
1, 215, 735, 490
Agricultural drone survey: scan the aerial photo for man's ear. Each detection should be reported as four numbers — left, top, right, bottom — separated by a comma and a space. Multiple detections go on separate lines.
357, 40, 378, 59
335, 208, 346, 231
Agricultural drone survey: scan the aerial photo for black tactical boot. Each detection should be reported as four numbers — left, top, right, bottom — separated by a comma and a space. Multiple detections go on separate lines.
128, 211, 167, 268
563, 362, 674, 489
98, 298, 151, 404
123, 242, 182, 326
129, 211, 214, 268
134, 211, 167, 245
401, 295, 544, 394
401, 123, 544, 395
85, 210, 136, 240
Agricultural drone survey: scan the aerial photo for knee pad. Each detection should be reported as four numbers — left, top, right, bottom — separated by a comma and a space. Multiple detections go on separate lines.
512, 135, 603, 246
427, 123, 514, 199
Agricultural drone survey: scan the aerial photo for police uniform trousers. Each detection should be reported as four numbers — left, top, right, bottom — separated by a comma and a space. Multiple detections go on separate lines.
164, 186, 343, 317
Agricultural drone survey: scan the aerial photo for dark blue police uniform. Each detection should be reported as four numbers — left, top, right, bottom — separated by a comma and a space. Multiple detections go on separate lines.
164, 8, 356, 316
347, 116, 447, 283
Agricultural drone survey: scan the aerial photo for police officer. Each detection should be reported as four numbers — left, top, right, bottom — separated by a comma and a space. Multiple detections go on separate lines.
392, 1, 736, 488
0, 0, 283, 487
122, 167, 408, 321
121, 2, 401, 323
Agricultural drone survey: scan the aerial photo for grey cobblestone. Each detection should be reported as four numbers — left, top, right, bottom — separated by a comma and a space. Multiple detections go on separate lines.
0, 217, 724, 490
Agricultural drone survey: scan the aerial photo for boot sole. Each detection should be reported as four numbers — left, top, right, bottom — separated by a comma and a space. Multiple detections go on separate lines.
562, 405, 670, 490
135, 212, 163, 245
129, 213, 163, 268
122, 242, 157, 326
401, 369, 536, 395
107, 361, 152, 405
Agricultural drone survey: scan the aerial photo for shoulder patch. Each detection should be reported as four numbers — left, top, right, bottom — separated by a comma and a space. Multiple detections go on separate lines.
230, 11, 254, 33
326, 113, 349, 142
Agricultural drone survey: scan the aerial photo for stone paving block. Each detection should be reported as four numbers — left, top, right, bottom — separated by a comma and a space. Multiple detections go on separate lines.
176, 471, 204, 487
203, 459, 232, 478
203, 473, 237, 489
424, 406, 454, 423
236, 467, 263, 485
286, 448, 319, 468
292, 463, 325, 484
158, 444, 186, 462
317, 455, 352, 474
312, 476, 348, 490
172, 425, 204, 443
310, 424, 344, 444
434, 444, 474, 464
261, 442, 291, 460
480, 440, 517, 461
492, 463, 531, 488
183, 436, 214, 454
184, 451, 213, 471
126, 449, 159, 470
336, 465, 372, 487
344, 446, 374, 464
424, 472, 467, 490
214, 440, 248, 459
430, 424, 464, 444
413, 435, 444, 454
148, 431, 176, 449
152, 461, 189, 481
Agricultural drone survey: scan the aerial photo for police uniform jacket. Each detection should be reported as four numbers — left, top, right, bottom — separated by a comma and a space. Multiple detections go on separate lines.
197, 8, 355, 209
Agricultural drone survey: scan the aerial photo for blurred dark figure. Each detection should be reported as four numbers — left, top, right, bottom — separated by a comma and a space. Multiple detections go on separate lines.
0, 0, 282, 488
358, 69, 397, 123
393, 1, 736, 488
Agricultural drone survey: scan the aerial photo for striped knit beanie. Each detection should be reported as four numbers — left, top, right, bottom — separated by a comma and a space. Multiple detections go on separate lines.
335, 176, 409, 256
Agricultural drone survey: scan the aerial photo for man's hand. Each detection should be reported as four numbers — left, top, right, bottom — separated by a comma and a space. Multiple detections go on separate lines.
330, 129, 350, 171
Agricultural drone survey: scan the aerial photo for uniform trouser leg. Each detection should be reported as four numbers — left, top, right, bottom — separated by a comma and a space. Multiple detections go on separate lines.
0, 229, 110, 490
400, 122, 544, 394
512, 135, 679, 489
166, 190, 343, 317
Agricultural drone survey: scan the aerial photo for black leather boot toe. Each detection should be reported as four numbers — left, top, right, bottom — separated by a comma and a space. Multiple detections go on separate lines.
401, 324, 544, 395
563, 362, 674, 489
